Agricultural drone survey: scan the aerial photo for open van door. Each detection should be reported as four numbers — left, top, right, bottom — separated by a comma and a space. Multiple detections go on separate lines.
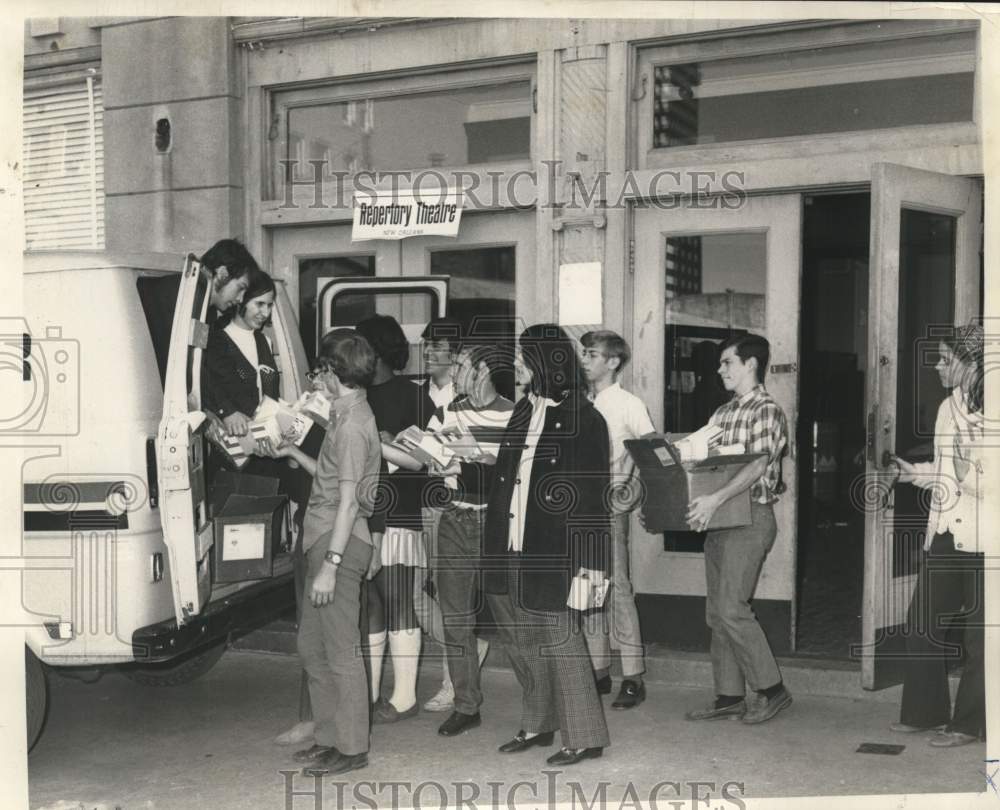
156, 255, 214, 623
317, 275, 449, 373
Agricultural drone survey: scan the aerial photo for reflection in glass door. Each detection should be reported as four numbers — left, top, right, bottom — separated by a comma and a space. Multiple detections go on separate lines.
630, 195, 801, 652
661, 232, 767, 551
298, 255, 375, 366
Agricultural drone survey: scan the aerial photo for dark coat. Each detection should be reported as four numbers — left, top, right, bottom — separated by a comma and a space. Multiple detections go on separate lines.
202, 326, 279, 419
481, 393, 612, 612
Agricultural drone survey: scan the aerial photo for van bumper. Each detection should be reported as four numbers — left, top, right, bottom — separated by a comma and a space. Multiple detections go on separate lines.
131, 575, 295, 663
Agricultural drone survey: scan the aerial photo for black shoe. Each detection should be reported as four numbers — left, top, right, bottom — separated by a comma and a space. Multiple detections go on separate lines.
546, 746, 604, 766
498, 729, 556, 753
612, 679, 645, 710
595, 674, 612, 695
293, 744, 338, 764
438, 711, 481, 737
303, 750, 368, 777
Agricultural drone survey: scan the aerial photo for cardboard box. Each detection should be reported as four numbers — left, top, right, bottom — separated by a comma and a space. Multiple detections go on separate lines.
209, 470, 280, 518
213, 493, 289, 583
624, 435, 765, 532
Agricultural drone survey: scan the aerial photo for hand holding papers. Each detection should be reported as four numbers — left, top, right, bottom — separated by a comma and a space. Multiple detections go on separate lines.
390, 423, 494, 471
219, 393, 331, 467
567, 568, 611, 611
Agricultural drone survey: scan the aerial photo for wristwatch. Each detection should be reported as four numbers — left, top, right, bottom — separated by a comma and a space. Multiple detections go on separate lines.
323, 550, 343, 567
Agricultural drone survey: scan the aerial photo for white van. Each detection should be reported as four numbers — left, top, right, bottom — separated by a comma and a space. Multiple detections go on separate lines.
19, 250, 312, 749
19, 251, 449, 749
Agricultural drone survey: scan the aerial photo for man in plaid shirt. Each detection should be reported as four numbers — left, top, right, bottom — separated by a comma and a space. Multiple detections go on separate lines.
684, 333, 791, 725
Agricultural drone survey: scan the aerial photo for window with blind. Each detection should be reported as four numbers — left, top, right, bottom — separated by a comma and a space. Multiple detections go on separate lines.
23, 73, 105, 250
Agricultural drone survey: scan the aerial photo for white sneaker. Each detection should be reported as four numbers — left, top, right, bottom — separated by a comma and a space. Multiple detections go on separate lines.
423, 681, 455, 712
273, 720, 315, 745
477, 638, 490, 669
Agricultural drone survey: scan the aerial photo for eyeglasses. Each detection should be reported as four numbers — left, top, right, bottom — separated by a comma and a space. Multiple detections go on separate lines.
306, 367, 330, 382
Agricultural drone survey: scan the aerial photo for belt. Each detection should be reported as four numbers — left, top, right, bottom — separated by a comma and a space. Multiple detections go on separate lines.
451, 502, 487, 513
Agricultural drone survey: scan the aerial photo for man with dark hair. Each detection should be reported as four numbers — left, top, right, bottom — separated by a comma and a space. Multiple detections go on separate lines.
199, 238, 259, 315
293, 328, 382, 776
421, 316, 464, 409
429, 341, 516, 736
684, 332, 791, 725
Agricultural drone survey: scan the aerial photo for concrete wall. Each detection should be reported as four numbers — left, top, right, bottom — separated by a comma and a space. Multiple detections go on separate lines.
100, 17, 243, 255
24, 17, 102, 56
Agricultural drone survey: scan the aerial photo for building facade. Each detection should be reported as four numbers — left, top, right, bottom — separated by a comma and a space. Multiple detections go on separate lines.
24, 14, 986, 688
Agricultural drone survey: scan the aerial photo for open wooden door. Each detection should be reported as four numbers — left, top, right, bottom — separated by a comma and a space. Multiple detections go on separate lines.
858, 163, 981, 689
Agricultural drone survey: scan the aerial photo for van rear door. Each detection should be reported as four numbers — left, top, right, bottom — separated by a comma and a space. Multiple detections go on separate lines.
156, 255, 214, 623
317, 276, 449, 373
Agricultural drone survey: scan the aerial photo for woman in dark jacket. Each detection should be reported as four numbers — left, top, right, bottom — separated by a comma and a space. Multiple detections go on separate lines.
201, 267, 284, 484
484, 323, 612, 766
202, 267, 279, 432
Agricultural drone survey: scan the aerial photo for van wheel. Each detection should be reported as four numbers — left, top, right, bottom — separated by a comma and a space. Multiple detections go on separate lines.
121, 636, 228, 687
26, 647, 48, 752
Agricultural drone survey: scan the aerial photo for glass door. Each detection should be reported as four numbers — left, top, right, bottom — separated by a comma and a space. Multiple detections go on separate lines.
859, 163, 981, 689
631, 195, 802, 647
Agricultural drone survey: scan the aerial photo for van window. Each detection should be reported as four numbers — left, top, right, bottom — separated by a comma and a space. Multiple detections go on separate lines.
136, 274, 181, 388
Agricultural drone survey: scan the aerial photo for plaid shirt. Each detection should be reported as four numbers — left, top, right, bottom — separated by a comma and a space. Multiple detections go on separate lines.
708, 384, 788, 504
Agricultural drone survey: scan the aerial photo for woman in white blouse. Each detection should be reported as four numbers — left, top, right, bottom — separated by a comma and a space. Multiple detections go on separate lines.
891, 323, 985, 748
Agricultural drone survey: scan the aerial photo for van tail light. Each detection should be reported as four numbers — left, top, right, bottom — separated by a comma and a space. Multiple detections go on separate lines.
146, 437, 159, 509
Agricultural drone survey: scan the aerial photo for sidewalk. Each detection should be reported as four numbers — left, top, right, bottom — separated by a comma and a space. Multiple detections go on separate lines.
28, 649, 988, 810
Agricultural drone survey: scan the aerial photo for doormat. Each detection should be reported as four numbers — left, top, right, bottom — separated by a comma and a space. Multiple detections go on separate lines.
856, 742, 906, 755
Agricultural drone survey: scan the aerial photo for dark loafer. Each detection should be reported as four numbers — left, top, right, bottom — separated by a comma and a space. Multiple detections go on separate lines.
373, 699, 419, 724
684, 700, 746, 721
438, 711, 481, 737
546, 746, 603, 766
595, 674, 612, 695
293, 744, 338, 764
498, 730, 555, 753
612, 679, 645, 710
303, 749, 369, 776
741, 687, 793, 725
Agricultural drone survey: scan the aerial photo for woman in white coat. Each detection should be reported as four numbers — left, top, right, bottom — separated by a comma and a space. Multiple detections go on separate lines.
891, 323, 985, 747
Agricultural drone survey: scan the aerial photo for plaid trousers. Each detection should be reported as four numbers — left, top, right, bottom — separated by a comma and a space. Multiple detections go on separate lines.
488, 571, 610, 750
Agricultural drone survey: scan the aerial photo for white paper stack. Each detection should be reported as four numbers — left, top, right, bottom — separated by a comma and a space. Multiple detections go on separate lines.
674, 424, 724, 462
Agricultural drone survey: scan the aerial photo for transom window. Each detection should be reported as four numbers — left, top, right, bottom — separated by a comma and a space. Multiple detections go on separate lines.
269, 62, 534, 196
637, 20, 977, 161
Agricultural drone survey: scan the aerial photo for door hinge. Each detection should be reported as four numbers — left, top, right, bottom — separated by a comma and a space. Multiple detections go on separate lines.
628, 238, 635, 275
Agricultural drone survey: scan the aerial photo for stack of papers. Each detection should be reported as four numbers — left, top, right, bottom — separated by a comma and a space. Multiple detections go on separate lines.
218, 394, 330, 467
674, 424, 724, 462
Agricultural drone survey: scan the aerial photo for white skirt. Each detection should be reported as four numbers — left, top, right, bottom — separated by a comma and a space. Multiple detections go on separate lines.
381, 526, 428, 568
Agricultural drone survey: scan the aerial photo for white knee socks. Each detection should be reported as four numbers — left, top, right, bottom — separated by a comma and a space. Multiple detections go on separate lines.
388, 627, 421, 712
367, 630, 387, 702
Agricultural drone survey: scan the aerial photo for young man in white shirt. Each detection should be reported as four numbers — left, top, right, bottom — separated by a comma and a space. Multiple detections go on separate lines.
579, 330, 655, 709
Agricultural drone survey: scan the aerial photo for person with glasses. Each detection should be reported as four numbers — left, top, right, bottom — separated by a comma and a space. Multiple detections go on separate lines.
288, 328, 382, 777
